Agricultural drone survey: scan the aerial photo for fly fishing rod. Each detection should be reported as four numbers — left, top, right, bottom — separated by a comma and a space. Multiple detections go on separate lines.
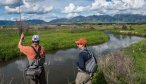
16, 1, 24, 40
17, 2, 26, 83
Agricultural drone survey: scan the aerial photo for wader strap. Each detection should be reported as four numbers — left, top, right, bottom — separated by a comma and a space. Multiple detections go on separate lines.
30, 46, 41, 66
83, 77, 92, 84
83, 74, 93, 84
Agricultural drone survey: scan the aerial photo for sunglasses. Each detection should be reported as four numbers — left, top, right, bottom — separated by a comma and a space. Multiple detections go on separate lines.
32, 41, 39, 43
76, 43, 82, 45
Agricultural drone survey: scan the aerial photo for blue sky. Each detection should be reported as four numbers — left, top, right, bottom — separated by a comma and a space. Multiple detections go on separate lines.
0, 0, 146, 22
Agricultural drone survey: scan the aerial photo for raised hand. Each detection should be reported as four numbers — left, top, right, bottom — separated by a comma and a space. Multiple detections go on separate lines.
20, 33, 24, 40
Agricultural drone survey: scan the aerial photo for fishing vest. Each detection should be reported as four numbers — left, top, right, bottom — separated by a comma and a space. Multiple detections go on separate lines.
28, 46, 44, 67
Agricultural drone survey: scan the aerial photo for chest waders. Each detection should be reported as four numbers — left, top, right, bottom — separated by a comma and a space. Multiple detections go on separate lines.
25, 46, 43, 79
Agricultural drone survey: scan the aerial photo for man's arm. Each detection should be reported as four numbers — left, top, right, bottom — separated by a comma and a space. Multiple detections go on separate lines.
18, 33, 24, 48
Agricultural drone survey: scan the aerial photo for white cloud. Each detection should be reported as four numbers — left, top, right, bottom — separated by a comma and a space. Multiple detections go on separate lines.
1, 0, 146, 21
76, 6, 90, 12
64, 3, 76, 13
64, 3, 90, 13
0, 0, 23, 8
0, 0, 45, 7
4, 0, 53, 14
67, 13, 78, 18
91, 0, 145, 10
64, 0, 145, 16
5, 6, 19, 13
122, 0, 144, 9
12, 13, 61, 21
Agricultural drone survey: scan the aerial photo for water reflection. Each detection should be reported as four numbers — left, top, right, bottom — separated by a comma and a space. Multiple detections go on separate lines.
90, 34, 144, 56
15, 59, 28, 71
0, 33, 144, 84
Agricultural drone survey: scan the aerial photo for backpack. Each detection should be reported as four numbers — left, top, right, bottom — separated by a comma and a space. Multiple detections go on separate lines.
25, 46, 43, 79
85, 50, 98, 73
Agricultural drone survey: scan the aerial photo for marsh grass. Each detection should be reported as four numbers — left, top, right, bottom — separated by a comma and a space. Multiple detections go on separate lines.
93, 51, 135, 84
94, 41, 146, 84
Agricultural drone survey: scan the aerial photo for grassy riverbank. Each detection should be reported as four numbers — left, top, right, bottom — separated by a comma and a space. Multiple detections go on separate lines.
93, 24, 146, 83
110, 24, 146, 83
93, 40, 146, 83
110, 24, 146, 37
124, 40, 146, 83
0, 27, 108, 62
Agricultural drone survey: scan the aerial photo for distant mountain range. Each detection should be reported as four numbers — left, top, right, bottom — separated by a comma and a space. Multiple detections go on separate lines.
49, 14, 146, 24
0, 19, 47, 26
0, 14, 146, 25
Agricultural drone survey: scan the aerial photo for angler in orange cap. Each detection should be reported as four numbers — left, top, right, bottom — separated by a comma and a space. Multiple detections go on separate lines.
75, 38, 97, 84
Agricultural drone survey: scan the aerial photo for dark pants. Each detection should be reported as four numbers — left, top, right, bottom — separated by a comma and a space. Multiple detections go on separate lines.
26, 69, 46, 84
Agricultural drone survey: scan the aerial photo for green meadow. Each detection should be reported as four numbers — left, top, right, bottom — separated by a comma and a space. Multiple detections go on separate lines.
0, 26, 109, 62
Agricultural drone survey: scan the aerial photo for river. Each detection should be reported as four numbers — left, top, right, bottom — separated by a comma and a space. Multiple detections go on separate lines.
0, 33, 144, 84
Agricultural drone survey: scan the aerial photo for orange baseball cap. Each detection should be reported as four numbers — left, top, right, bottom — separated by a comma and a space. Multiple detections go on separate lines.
75, 38, 87, 45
